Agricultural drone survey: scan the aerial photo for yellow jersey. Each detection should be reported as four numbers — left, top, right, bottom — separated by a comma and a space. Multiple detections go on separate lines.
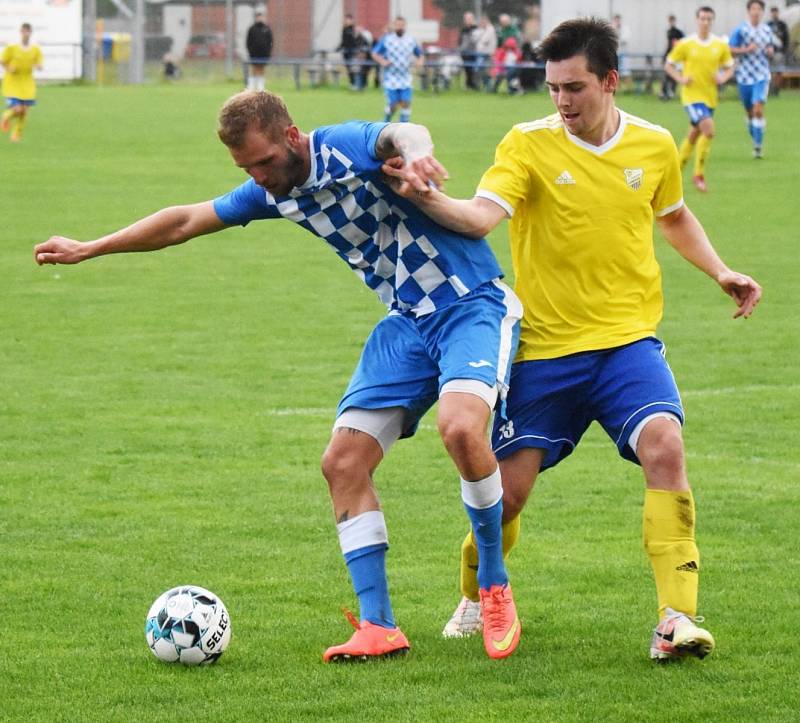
476, 110, 684, 361
1, 43, 43, 100
666, 35, 733, 108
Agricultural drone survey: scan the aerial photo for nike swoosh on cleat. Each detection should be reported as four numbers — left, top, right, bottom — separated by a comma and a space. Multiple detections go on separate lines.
386, 633, 400, 642
491, 617, 520, 652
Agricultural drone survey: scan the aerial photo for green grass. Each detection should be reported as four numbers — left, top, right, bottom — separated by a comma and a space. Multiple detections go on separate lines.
2, 81, 799, 721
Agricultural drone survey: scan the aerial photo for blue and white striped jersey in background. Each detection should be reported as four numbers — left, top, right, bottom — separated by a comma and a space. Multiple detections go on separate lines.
372, 33, 422, 89
213, 121, 502, 318
729, 22, 776, 84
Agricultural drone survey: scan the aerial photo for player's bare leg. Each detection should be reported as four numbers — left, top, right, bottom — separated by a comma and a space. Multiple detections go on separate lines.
444, 448, 542, 639
691, 117, 714, 191
637, 417, 714, 660
321, 428, 410, 662
438, 391, 520, 658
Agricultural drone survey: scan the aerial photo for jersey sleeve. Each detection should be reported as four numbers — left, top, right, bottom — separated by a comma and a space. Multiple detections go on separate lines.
666, 39, 686, 64
652, 137, 684, 218
413, 43, 422, 58
1, 46, 11, 65
373, 36, 387, 57
318, 121, 387, 171
475, 127, 532, 217
728, 25, 744, 48
213, 178, 281, 226
720, 42, 734, 67
34, 46, 43, 66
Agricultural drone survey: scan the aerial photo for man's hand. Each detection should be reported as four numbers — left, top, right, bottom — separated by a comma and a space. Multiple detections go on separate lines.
716, 269, 762, 318
381, 155, 449, 198
681, 75, 693, 86
34, 236, 89, 265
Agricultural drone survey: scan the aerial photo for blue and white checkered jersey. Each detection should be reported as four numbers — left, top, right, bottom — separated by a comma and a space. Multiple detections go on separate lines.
729, 22, 776, 84
213, 121, 503, 318
373, 33, 422, 89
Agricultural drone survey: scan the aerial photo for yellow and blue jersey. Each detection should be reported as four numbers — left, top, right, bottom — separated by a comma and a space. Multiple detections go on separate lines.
476, 110, 684, 361
667, 34, 733, 108
1, 43, 43, 100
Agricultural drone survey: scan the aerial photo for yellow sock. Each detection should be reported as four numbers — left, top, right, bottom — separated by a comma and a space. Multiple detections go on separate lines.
460, 514, 520, 601
678, 137, 694, 169
643, 489, 699, 619
12, 113, 27, 139
694, 134, 711, 177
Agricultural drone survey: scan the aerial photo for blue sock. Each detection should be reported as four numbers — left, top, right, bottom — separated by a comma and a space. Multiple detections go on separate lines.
384, 106, 393, 122
399, 108, 411, 122
464, 499, 508, 590
748, 120, 756, 142
753, 120, 764, 146
344, 543, 395, 628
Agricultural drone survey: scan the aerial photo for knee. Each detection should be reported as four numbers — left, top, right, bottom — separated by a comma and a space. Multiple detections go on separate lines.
438, 414, 483, 457
638, 426, 686, 482
502, 486, 528, 520
320, 447, 365, 490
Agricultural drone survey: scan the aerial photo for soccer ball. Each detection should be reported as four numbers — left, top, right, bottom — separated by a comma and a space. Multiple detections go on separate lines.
145, 585, 231, 665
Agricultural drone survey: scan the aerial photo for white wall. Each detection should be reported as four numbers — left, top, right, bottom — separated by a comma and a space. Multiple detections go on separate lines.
541, 0, 754, 56
163, 4, 191, 58
0, 0, 83, 79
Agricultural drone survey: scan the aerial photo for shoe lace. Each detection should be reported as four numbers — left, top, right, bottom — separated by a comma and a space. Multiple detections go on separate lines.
342, 607, 361, 631
483, 587, 509, 627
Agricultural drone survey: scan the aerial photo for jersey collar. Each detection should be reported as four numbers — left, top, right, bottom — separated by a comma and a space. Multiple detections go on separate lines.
297, 129, 317, 191
563, 108, 626, 156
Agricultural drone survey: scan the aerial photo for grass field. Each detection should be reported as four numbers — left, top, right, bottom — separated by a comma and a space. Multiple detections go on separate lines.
2, 79, 799, 721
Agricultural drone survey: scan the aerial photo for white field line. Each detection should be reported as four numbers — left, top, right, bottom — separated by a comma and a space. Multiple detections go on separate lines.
262, 384, 798, 418
681, 383, 800, 398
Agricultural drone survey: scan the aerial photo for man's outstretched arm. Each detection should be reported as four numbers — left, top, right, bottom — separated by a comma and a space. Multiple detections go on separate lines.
657, 204, 762, 319
34, 201, 228, 265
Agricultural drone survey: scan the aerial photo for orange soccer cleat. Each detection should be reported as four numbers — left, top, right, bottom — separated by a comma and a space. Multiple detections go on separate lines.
323, 609, 410, 663
480, 583, 521, 659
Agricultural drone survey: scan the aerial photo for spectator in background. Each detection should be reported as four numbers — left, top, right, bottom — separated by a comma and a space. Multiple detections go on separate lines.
519, 33, 542, 93
459, 12, 480, 89
475, 16, 498, 89
245, 11, 273, 91
492, 36, 521, 94
767, 6, 790, 95
355, 26, 375, 91
660, 15, 685, 100
612, 14, 632, 91
338, 14, 361, 90
497, 14, 522, 48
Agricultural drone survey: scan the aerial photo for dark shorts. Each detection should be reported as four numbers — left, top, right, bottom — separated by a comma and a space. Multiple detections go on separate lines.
491, 337, 684, 471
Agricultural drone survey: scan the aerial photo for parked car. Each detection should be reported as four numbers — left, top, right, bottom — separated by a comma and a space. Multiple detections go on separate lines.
185, 34, 227, 60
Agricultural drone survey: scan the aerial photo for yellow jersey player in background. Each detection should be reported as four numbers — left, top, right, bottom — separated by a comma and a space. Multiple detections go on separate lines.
2, 23, 44, 143
665, 7, 734, 192
383, 17, 761, 661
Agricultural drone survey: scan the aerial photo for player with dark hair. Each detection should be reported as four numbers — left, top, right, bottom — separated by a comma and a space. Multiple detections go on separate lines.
665, 7, 735, 191
33, 90, 523, 663
729, 0, 777, 158
383, 16, 761, 661
1, 23, 43, 143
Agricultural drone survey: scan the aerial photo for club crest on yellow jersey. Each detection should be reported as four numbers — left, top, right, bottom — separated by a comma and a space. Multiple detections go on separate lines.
624, 168, 644, 191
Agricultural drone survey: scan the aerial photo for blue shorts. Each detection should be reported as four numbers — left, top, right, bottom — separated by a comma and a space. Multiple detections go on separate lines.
684, 103, 714, 126
5, 97, 36, 108
385, 87, 412, 106
737, 79, 769, 110
338, 280, 521, 438
491, 337, 684, 471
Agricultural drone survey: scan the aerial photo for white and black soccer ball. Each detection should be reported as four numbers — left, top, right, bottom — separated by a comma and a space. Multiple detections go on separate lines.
145, 585, 231, 665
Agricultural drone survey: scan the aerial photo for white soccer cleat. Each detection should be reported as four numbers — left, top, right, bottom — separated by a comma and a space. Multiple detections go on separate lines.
442, 596, 482, 638
650, 607, 715, 661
